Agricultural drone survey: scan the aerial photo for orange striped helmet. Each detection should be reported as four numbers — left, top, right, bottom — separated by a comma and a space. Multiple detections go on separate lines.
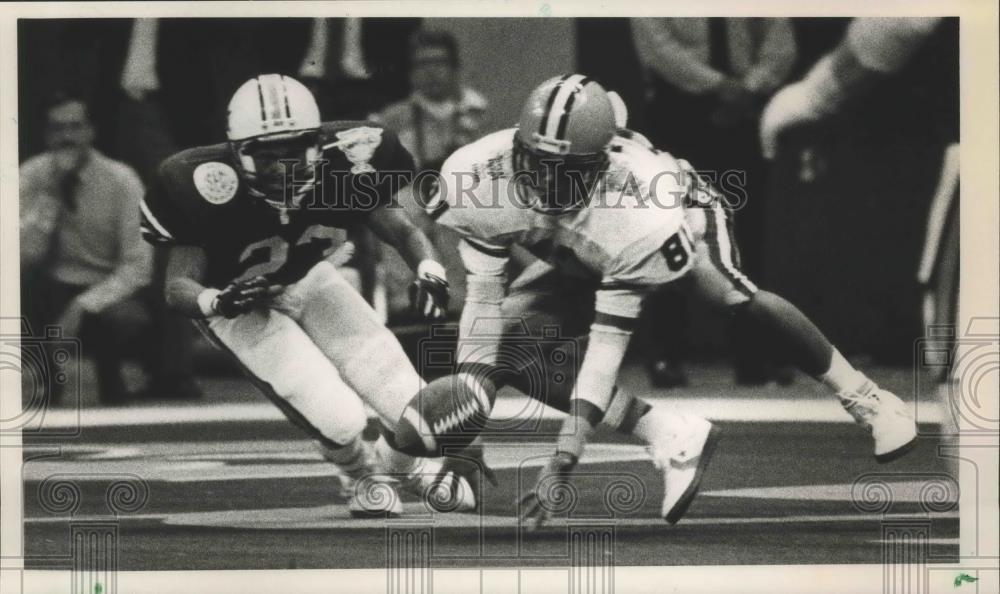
514, 74, 617, 212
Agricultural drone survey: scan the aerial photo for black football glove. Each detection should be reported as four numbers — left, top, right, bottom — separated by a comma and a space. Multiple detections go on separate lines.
410, 261, 449, 320
519, 450, 579, 530
212, 276, 283, 318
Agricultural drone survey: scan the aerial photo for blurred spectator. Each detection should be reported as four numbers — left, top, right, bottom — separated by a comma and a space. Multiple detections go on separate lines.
298, 18, 422, 120
372, 30, 489, 322
760, 18, 944, 159
114, 19, 207, 400
631, 18, 795, 165
760, 18, 957, 363
630, 17, 796, 386
292, 18, 423, 308
20, 94, 153, 405
374, 31, 488, 171
575, 19, 649, 133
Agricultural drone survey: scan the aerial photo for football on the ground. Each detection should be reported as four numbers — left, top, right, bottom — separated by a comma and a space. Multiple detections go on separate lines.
393, 373, 496, 457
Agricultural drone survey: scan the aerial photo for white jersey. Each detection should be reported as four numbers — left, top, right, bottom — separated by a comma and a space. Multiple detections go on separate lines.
431, 128, 696, 318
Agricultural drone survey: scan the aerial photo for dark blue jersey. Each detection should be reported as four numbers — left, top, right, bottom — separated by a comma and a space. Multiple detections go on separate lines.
141, 122, 416, 287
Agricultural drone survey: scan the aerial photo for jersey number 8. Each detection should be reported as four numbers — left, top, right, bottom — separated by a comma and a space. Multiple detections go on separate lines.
660, 225, 694, 272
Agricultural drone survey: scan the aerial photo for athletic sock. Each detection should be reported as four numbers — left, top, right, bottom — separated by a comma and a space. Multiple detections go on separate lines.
819, 349, 870, 395
602, 388, 683, 448
316, 436, 372, 478
374, 433, 421, 476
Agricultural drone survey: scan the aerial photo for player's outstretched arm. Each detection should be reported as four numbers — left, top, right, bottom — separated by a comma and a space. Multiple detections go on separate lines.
163, 245, 212, 318
520, 288, 640, 529
366, 203, 441, 273
367, 204, 450, 319
163, 245, 282, 319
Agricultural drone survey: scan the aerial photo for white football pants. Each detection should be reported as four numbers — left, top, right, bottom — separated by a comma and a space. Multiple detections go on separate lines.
197, 261, 424, 448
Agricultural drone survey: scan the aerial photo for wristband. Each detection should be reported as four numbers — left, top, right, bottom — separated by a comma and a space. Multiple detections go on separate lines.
197, 288, 221, 318
417, 259, 447, 281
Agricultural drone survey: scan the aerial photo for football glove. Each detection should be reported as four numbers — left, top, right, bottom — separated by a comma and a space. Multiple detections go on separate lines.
519, 450, 579, 531
212, 276, 283, 318
410, 260, 449, 320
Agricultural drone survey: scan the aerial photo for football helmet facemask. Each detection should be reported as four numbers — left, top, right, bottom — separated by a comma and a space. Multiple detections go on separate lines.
227, 74, 322, 208
513, 74, 617, 214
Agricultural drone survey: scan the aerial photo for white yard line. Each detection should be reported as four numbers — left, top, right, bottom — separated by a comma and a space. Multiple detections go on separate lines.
23, 508, 960, 530
22, 397, 944, 429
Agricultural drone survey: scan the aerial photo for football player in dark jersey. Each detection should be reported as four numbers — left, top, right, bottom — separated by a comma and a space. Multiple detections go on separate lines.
141, 74, 472, 517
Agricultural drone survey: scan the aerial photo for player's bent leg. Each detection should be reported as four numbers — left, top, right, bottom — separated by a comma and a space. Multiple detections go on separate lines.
198, 309, 403, 517
687, 236, 917, 462
293, 261, 423, 432
497, 261, 593, 410
292, 261, 476, 510
499, 263, 717, 522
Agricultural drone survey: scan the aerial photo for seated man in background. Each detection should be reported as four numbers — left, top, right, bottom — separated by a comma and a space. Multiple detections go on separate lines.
372, 30, 489, 322
20, 93, 153, 405
373, 30, 487, 172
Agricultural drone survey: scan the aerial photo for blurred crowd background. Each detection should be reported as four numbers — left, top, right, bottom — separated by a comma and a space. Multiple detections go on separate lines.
18, 17, 959, 404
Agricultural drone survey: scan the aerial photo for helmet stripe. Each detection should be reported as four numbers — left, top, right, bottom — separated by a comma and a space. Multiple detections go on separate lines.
279, 76, 293, 118
555, 76, 591, 140
264, 77, 284, 122
543, 73, 588, 140
538, 74, 572, 138
254, 77, 267, 123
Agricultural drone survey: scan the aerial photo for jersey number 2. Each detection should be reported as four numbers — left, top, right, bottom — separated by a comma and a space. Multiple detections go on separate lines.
237, 225, 342, 280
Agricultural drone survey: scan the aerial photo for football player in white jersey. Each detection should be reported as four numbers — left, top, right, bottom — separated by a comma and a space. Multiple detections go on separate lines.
144, 75, 476, 517
428, 74, 918, 528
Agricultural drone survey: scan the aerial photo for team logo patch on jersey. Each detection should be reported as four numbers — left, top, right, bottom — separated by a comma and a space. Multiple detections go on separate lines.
331, 127, 383, 174
193, 162, 239, 204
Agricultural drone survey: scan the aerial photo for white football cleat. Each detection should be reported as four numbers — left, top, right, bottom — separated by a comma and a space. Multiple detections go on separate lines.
348, 474, 404, 518
839, 382, 918, 463
649, 414, 719, 524
318, 439, 404, 517
398, 457, 477, 513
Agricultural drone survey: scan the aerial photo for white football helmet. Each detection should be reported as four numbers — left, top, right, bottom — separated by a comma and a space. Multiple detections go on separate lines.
227, 74, 322, 205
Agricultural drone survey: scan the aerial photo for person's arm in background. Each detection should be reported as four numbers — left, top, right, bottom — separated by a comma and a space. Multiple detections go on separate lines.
74, 167, 153, 314
760, 17, 942, 158
630, 18, 727, 95
18, 157, 61, 271
742, 18, 797, 95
